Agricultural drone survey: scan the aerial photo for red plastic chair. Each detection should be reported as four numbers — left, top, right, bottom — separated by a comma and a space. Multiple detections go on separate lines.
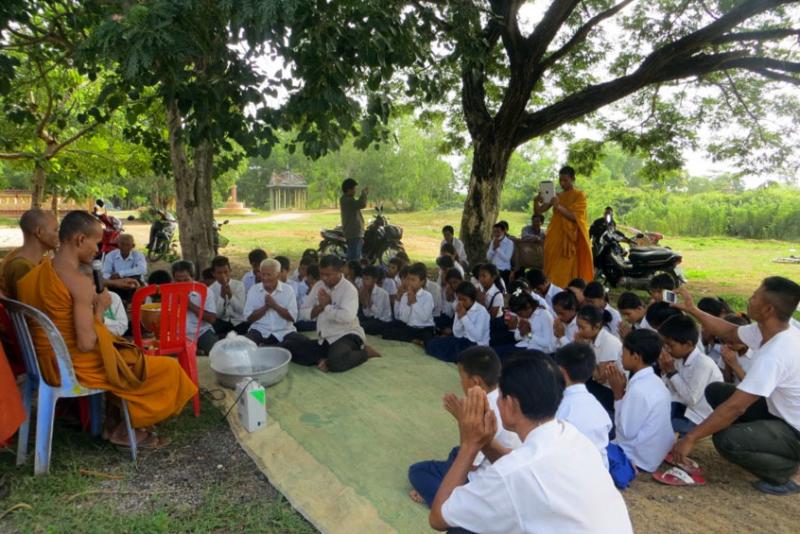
131, 282, 208, 417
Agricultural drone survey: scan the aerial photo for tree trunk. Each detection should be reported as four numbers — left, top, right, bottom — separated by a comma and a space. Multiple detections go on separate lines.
459, 139, 513, 265
167, 102, 216, 273
50, 188, 58, 218
31, 163, 47, 209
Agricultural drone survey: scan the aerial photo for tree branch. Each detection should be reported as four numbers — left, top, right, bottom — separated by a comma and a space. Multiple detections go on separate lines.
711, 28, 800, 45
34, 60, 55, 142
0, 153, 28, 161
48, 122, 100, 158
525, 0, 582, 63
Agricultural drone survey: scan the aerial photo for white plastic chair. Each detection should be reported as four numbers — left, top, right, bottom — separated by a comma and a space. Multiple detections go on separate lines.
0, 297, 137, 475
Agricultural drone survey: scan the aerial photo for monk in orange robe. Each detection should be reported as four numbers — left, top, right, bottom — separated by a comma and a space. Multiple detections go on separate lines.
17, 211, 196, 447
535, 165, 594, 288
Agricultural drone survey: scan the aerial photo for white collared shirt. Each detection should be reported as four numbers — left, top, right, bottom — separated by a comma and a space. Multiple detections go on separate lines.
395, 288, 435, 328
738, 323, 800, 431
452, 302, 491, 346
300, 277, 365, 344
604, 304, 622, 338
426, 280, 443, 317
557, 384, 612, 468
441, 237, 467, 264
593, 327, 624, 383
188, 289, 217, 337
514, 307, 556, 354
243, 280, 298, 341
103, 291, 128, 337
718, 348, 755, 385
613, 367, 675, 472
557, 315, 579, 348
362, 285, 392, 323
101, 249, 147, 279
486, 235, 514, 271
470, 388, 522, 479
665, 347, 723, 424
483, 285, 504, 318
381, 277, 397, 298
209, 279, 246, 325
242, 270, 257, 293
442, 420, 632, 534
544, 283, 562, 310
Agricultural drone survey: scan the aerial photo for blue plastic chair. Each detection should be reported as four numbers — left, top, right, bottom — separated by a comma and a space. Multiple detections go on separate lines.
0, 297, 137, 475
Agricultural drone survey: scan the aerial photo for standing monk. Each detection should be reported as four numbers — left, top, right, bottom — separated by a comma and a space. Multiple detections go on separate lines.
17, 211, 196, 447
339, 178, 369, 262
534, 166, 593, 288
0, 209, 60, 299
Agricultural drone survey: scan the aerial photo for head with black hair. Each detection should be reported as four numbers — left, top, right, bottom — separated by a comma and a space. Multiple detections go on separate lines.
555, 342, 596, 385
405, 262, 427, 292
442, 225, 456, 240
697, 296, 732, 318
436, 255, 455, 270
749, 276, 800, 323
305, 264, 320, 285
622, 329, 663, 372
319, 255, 344, 288
440, 242, 457, 256
411, 262, 428, 283
524, 268, 549, 295
298, 255, 315, 279
341, 178, 358, 195
567, 278, 586, 304
171, 260, 196, 281
658, 314, 699, 359
387, 256, 404, 278
444, 268, 463, 292
648, 273, 676, 302
498, 353, 565, 433
455, 281, 479, 311
147, 269, 172, 286
248, 249, 268, 269
507, 279, 530, 296
478, 263, 503, 292
361, 265, 382, 289
508, 288, 539, 319
201, 267, 215, 286
558, 166, 577, 191
344, 260, 362, 283
723, 313, 751, 355
552, 290, 579, 325
576, 304, 609, 342
645, 301, 682, 329
457, 346, 501, 392
210, 255, 232, 286
617, 292, 647, 326
583, 281, 609, 310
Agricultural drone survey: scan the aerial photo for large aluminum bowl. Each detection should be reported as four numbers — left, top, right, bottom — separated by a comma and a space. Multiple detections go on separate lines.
210, 346, 292, 389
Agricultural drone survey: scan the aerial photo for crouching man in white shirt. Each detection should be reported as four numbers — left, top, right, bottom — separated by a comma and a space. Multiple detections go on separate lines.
429, 355, 633, 534
671, 279, 800, 496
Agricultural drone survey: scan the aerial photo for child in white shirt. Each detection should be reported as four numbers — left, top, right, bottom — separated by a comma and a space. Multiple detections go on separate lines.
486, 222, 514, 282
344, 260, 363, 289
575, 304, 624, 419
718, 314, 754, 385
242, 249, 267, 293
436, 268, 463, 332
359, 266, 393, 336
658, 314, 723, 435
616, 291, 653, 339
425, 282, 491, 363
584, 281, 622, 338
525, 268, 562, 311
552, 290, 580, 347
103, 291, 129, 337
495, 290, 556, 360
555, 342, 613, 468
477, 263, 505, 318
382, 263, 435, 344
294, 264, 319, 332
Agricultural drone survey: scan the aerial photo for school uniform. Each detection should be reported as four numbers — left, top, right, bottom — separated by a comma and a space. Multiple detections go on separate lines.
664, 347, 723, 433
441, 237, 467, 265
486, 236, 514, 282
718, 348, 756, 385
612, 367, 675, 472
408, 388, 521, 507
542, 282, 562, 310
242, 270, 258, 294
632, 316, 653, 331
513, 308, 556, 354
426, 280, 443, 318
381, 277, 397, 297
188, 288, 219, 354
103, 291, 128, 337
586, 328, 624, 417
360, 285, 392, 335
483, 285, 504, 318
294, 280, 318, 331
209, 279, 249, 336
704, 341, 723, 366
425, 302, 490, 363
243, 281, 298, 345
556, 315, 579, 347
605, 304, 622, 338
382, 288, 435, 343
436, 288, 457, 330
556, 384, 613, 468
440, 420, 633, 534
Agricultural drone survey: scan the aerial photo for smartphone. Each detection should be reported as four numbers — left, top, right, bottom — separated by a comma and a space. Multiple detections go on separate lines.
663, 290, 678, 304
539, 181, 555, 203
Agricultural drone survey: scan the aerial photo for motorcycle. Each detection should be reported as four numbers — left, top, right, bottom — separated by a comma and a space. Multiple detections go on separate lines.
593, 215, 685, 289
146, 209, 178, 262
213, 219, 230, 256
92, 199, 123, 259
319, 204, 404, 265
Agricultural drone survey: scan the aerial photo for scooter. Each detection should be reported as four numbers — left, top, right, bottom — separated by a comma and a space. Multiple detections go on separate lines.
593, 215, 685, 289
146, 209, 178, 262
92, 199, 123, 260
319, 204, 404, 265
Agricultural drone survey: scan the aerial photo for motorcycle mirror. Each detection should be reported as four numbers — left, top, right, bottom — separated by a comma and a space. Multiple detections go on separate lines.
223, 219, 229, 224
605, 213, 611, 223
127, 215, 135, 221
95, 199, 105, 208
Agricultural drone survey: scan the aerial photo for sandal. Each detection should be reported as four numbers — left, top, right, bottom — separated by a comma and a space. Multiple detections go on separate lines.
664, 452, 704, 476
653, 467, 706, 486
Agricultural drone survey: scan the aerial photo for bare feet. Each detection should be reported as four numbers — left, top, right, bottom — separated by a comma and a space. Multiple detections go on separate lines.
317, 359, 329, 372
365, 344, 381, 359
109, 424, 170, 449
411, 339, 425, 347
409, 490, 425, 505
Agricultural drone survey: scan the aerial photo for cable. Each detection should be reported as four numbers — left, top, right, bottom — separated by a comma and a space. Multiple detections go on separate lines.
221, 377, 257, 421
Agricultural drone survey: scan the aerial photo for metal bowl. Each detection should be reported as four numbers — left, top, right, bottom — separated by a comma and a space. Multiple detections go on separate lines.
210, 346, 292, 389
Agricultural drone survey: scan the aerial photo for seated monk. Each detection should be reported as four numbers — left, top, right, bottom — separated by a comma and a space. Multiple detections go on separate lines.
17, 210, 197, 448
0, 208, 60, 299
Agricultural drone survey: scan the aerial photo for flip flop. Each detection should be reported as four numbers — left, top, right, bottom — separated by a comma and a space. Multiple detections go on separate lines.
664, 452, 704, 476
653, 467, 706, 486
752, 479, 800, 496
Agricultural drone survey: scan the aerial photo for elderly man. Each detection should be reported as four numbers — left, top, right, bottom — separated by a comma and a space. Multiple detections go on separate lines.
0, 209, 60, 299
102, 233, 147, 302
243, 258, 301, 346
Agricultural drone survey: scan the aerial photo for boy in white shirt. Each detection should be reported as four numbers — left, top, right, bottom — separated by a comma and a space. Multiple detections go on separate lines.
295, 264, 319, 332
495, 290, 556, 360
241, 249, 267, 293
555, 343, 613, 468
436, 268, 463, 332
409, 346, 520, 507
524, 268, 562, 311
658, 314, 723, 435
486, 222, 514, 284
441, 225, 467, 266
382, 262, 435, 344
606, 329, 675, 477
718, 314, 754, 385
172, 260, 218, 355
243, 258, 300, 346
208, 255, 249, 336
429, 355, 632, 534
358, 266, 392, 335
425, 282, 491, 363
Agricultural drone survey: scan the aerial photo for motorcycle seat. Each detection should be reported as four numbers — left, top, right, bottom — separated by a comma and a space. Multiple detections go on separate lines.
628, 247, 675, 262
322, 229, 346, 241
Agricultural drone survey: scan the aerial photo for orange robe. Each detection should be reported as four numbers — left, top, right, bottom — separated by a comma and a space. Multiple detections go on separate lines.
17, 260, 197, 428
0, 343, 25, 444
543, 188, 594, 288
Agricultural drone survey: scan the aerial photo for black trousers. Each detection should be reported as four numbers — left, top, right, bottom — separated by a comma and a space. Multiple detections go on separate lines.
381, 320, 435, 343
281, 333, 368, 372
245, 330, 285, 346
196, 329, 219, 355
706, 382, 800, 484
213, 319, 250, 337
360, 317, 391, 336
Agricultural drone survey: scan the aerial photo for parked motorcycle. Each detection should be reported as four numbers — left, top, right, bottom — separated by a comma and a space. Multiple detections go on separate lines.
213, 219, 230, 256
593, 215, 685, 289
146, 209, 178, 262
92, 199, 123, 259
319, 205, 404, 265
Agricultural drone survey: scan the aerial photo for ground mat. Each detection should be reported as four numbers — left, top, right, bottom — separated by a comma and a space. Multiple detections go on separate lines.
198, 335, 461, 533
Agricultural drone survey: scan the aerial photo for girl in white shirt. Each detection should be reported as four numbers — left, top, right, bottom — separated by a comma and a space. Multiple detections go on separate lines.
358, 266, 393, 336
493, 289, 556, 360
425, 282, 491, 363
552, 290, 580, 347
584, 281, 622, 338
477, 263, 505, 318
575, 304, 624, 417
436, 268, 464, 333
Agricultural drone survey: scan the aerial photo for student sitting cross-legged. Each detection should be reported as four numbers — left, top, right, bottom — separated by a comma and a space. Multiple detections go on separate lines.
436, 268, 463, 333
382, 262, 436, 344
494, 289, 556, 361
172, 260, 219, 355
552, 290, 580, 348
575, 304, 623, 418
409, 347, 521, 508
425, 282, 490, 363
243, 258, 300, 346
294, 264, 319, 332
358, 266, 392, 336
584, 281, 622, 338
605, 329, 675, 484
209, 255, 249, 337
658, 314, 723, 436
428, 354, 633, 533
555, 342, 613, 468
616, 291, 653, 338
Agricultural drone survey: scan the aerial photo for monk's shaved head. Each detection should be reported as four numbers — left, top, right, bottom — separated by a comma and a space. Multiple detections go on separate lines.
19, 209, 55, 236
58, 210, 101, 242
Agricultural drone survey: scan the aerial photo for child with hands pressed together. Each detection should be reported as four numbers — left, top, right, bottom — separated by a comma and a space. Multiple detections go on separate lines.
436, 268, 463, 333
425, 282, 491, 363
575, 304, 623, 418
358, 265, 392, 335
494, 289, 556, 360
383, 263, 436, 344
718, 314, 754, 384
552, 290, 580, 348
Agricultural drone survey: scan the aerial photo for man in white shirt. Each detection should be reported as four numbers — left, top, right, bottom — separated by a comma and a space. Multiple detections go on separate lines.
486, 223, 514, 284
172, 260, 218, 355
441, 225, 467, 266
243, 259, 299, 346
282, 255, 378, 372
208, 256, 248, 336
555, 343, 613, 468
102, 234, 147, 302
429, 355, 632, 533
671, 278, 800, 495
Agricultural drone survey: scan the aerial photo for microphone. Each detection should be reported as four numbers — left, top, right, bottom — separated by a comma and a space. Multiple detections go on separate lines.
91, 260, 104, 294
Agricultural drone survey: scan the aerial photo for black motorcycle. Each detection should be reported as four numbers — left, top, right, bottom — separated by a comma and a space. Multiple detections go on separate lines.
319, 205, 404, 265
593, 215, 686, 289
146, 209, 178, 262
